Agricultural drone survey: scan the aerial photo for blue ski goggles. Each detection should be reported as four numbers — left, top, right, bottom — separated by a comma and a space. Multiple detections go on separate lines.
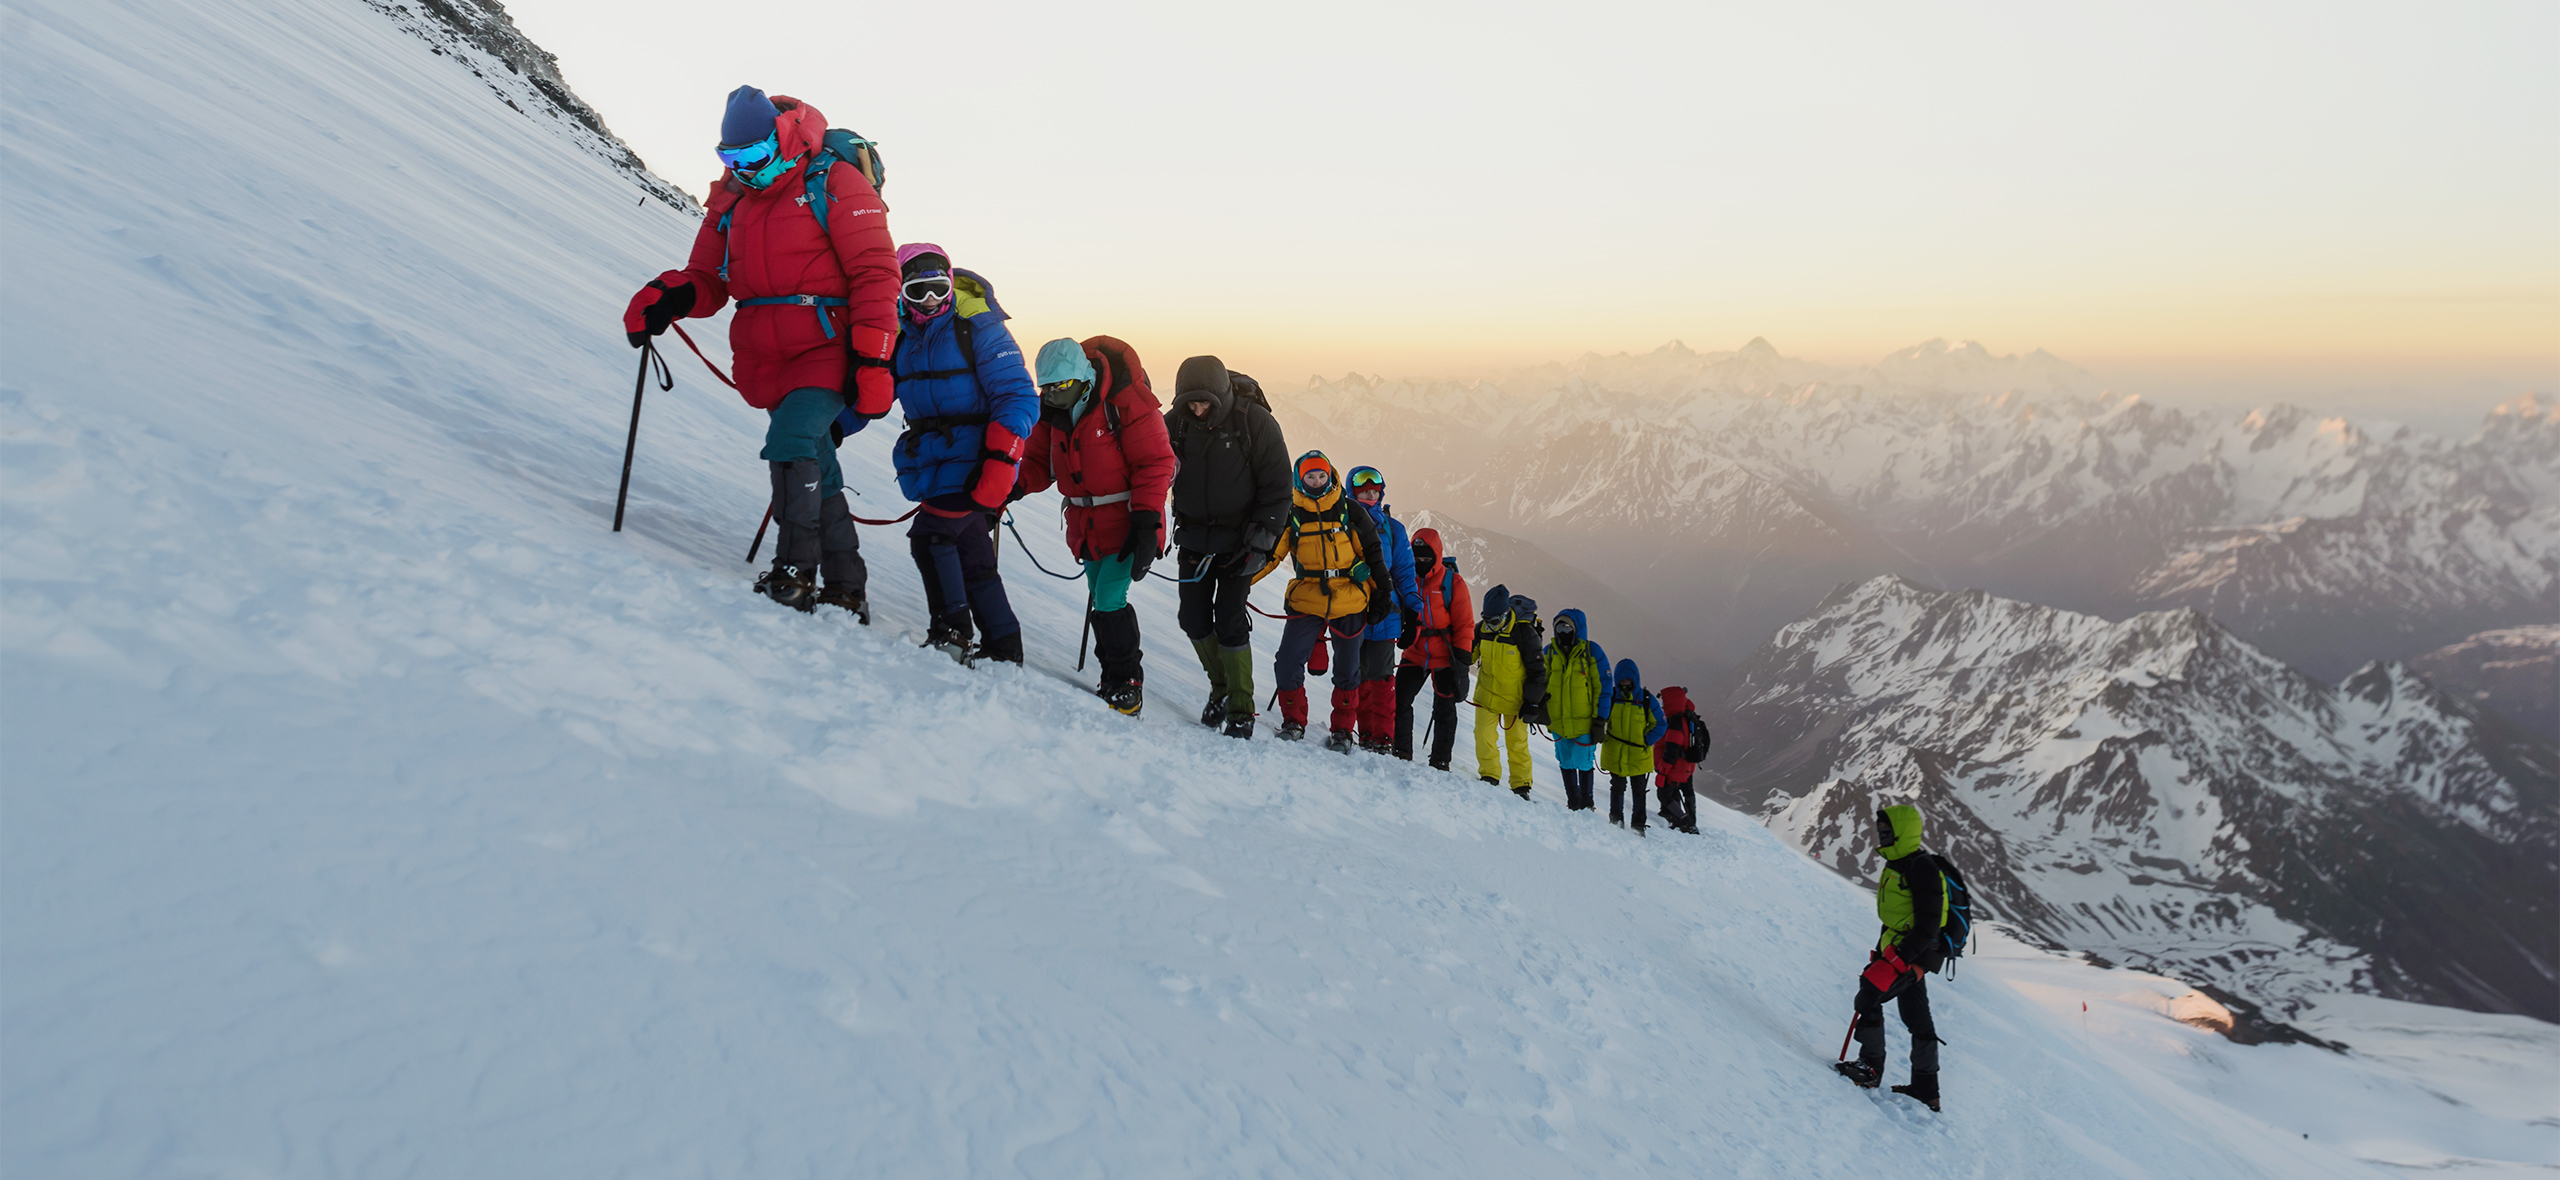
717, 133, 779, 172
718, 134, 794, 188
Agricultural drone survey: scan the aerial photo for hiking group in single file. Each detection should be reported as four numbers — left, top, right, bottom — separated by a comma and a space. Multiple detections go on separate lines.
620, 85, 1968, 1114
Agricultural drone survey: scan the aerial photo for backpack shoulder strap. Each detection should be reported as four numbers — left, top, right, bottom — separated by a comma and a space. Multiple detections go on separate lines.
803, 146, 836, 234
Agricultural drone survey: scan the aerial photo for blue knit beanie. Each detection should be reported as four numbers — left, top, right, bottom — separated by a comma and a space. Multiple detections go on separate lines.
721, 85, 781, 147
1034, 337, 1095, 386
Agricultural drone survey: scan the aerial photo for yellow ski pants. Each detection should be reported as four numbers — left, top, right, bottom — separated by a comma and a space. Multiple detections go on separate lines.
1475, 707, 1533, 788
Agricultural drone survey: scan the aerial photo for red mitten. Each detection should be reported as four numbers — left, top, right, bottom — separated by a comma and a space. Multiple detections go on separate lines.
969, 422, 1029, 509
1861, 946, 1908, 991
850, 365, 895, 419
622, 273, 695, 346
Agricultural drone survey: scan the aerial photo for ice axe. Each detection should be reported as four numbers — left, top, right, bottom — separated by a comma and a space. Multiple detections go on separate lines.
613, 341, 671, 532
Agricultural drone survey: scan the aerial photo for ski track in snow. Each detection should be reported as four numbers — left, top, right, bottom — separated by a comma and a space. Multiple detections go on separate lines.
2, 0, 2554, 1175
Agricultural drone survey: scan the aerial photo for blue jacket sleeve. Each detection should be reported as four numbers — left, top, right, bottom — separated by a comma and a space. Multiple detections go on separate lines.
1643, 691, 1668, 745
972, 315, 1040, 443
1588, 641, 1612, 684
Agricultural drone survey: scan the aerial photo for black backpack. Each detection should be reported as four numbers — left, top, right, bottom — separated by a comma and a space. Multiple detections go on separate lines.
1676, 710, 1708, 763
1227, 371, 1272, 413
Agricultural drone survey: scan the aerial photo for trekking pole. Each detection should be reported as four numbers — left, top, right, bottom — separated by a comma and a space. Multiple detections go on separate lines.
1837, 1010, 1858, 1061
745, 504, 773, 563
1075, 581, 1094, 672
612, 341, 671, 532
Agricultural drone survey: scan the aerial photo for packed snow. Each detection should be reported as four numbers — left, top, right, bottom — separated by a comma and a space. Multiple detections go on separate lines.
3, 0, 2553, 1174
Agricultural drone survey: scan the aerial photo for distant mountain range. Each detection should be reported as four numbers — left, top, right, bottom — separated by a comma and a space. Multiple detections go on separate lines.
1699, 576, 2558, 1020
2409, 626, 2559, 742
1275, 339, 2557, 684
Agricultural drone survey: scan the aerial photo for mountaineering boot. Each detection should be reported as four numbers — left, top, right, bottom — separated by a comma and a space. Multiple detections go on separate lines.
1324, 730, 1355, 754
1192, 637, 1228, 727
974, 630, 1024, 666
1833, 1060, 1881, 1089
924, 610, 975, 664
756, 563, 817, 612
812, 584, 870, 623
1891, 1072, 1940, 1113
764, 459, 825, 613
1222, 713, 1255, 739
1327, 686, 1360, 738
1276, 688, 1310, 741
1513, 785, 1532, 800
1098, 678, 1144, 716
815, 486, 867, 622
964, 573, 1022, 664
1481, 776, 1500, 787
1219, 644, 1257, 731
1091, 606, 1143, 686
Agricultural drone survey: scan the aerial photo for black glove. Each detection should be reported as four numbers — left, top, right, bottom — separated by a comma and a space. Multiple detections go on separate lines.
623, 279, 695, 347
1122, 510, 1161, 558
1521, 692, 1549, 727
1401, 609, 1423, 641
1453, 645, 1473, 670
1240, 526, 1277, 563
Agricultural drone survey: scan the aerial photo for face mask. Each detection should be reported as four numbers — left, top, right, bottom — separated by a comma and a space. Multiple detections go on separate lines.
1039, 378, 1090, 410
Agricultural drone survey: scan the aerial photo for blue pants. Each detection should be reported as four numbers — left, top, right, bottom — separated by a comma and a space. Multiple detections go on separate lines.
1553, 733, 1598, 771
910, 497, 1018, 639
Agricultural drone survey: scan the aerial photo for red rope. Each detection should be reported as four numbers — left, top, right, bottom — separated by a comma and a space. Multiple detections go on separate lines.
851, 506, 920, 526
668, 323, 738, 390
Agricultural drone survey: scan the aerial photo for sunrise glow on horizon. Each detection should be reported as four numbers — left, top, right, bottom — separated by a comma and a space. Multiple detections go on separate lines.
511, 0, 2556, 409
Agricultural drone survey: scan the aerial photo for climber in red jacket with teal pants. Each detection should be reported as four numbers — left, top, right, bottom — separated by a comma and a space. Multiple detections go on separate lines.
622, 86, 898, 617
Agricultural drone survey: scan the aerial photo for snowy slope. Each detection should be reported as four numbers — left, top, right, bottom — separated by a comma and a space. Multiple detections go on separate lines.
1279, 343, 2559, 679
0, 0, 2540, 1175
1704, 577, 2560, 1020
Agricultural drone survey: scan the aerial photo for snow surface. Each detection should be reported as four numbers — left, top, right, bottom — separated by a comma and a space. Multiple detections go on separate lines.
2, 0, 2552, 1174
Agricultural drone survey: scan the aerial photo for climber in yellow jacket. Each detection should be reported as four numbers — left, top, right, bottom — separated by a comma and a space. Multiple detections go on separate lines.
1469, 584, 1548, 797
1251, 452, 1387, 751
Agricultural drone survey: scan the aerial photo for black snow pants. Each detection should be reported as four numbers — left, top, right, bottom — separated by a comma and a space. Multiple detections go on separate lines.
1394, 663, 1464, 766
1176, 548, 1254, 649
1658, 775, 1696, 830
1610, 773, 1649, 830
1853, 967, 1939, 1080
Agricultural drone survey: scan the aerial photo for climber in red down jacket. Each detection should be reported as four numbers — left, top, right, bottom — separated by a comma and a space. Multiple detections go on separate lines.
622, 86, 899, 616
1014, 335, 1177, 715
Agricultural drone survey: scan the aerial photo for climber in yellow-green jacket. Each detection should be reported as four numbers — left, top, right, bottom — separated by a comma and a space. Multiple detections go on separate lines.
1597, 658, 1667, 833
1834, 803, 1949, 1112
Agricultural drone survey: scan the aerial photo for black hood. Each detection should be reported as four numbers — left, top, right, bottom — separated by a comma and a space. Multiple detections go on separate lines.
1173, 355, 1234, 426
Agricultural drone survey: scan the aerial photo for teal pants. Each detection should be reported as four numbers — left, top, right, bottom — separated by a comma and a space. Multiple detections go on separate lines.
1086, 553, 1135, 612
761, 387, 846, 496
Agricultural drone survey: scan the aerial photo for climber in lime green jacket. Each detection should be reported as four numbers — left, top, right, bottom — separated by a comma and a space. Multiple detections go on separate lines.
1597, 657, 1666, 832
1835, 803, 1948, 1112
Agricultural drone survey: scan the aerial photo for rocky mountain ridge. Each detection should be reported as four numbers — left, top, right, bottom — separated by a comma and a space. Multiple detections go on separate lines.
1702, 576, 2558, 1019
361, 0, 694, 212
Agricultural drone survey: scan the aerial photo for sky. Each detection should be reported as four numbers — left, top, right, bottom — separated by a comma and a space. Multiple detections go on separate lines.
509, 0, 2558, 430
